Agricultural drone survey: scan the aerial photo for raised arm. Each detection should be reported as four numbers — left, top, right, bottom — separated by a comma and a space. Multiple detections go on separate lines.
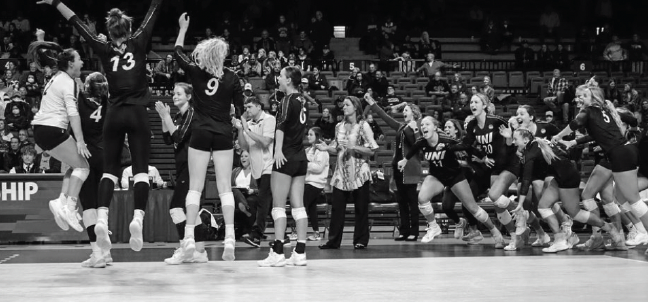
39, 1, 106, 49
363, 93, 401, 130
132, 0, 164, 41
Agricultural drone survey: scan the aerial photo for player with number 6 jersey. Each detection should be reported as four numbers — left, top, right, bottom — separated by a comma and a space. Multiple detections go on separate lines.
43, 0, 164, 252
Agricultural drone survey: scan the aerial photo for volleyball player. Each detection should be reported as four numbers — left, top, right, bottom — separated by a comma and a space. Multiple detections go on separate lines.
258, 66, 309, 267
28, 40, 90, 234
175, 13, 244, 261
41, 0, 164, 251
398, 116, 505, 247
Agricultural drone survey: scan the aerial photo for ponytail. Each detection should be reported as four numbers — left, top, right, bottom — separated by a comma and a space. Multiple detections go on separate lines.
27, 41, 63, 69
105, 8, 133, 40
515, 128, 558, 165
577, 84, 624, 134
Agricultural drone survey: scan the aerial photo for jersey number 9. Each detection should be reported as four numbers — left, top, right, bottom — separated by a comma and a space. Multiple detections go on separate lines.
206, 78, 220, 96
110, 52, 135, 72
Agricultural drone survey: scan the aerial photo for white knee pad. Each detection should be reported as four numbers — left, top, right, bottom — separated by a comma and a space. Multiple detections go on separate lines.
291, 207, 308, 220
602, 202, 621, 217
494, 196, 511, 209
219, 192, 235, 208
538, 208, 554, 219
497, 210, 512, 225
169, 208, 186, 224
186, 190, 202, 207
630, 200, 648, 218
573, 210, 591, 223
474, 208, 489, 223
71, 168, 90, 181
132, 173, 149, 184
101, 173, 119, 184
418, 202, 434, 216
82, 209, 97, 228
582, 198, 598, 212
271, 207, 286, 220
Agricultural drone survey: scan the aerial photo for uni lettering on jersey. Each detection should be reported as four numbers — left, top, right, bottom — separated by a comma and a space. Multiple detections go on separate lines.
475, 133, 493, 145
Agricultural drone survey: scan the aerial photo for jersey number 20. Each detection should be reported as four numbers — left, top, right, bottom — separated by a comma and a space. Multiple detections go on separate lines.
110, 52, 135, 72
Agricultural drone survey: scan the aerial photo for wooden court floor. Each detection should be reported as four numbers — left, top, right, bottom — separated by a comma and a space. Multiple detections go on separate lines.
1, 236, 647, 302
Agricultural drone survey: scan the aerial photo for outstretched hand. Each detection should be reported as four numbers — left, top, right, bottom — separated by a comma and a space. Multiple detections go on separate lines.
363, 92, 375, 106
499, 124, 512, 139
178, 13, 190, 29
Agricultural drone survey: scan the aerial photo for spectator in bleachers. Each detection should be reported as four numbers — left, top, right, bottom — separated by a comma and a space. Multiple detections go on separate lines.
425, 71, 450, 99
543, 69, 568, 122
243, 54, 262, 78
417, 31, 441, 60
311, 11, 333, 56
515, 40, 535, 70
222, 29, 240, 55
308, 66, 329, 91
416, 53, 457, 77
264, 62, 281, 91
381, 16, 397, 39
239, 47, 251, 63
539, 5, 561, 44
243, 83, 256, 102
365, 63, 377, 85
232, 150, 258, 238
35, 150, 61, 173
67, 35, 85, 58
5, 104, 29, 132
268, 101, 278, 116
3, 137, 21, 172
543, 110, 555, 125
314, 108, 336, 141
203, 27, 216, 41
257, 48, 267, 64
347, 72, 370, 98
482, 76, 495, 103
9, 145, 37, 174
452, 92, 471, 121
296, 47, 312, 71
448, 72, 467, 93
365, 113, 384, 141
447, 84, 461, 107
229, 54, 244, 77
293, 30, 314, 55
286, 57, 301, 71
0, 120, 12, 142
276, 50, 288, 67
371, 70, 389, 97
153, 54, 179, 93
20, 62, 44, 86
332, 98, 345, 123
637, 98, 648, 130
553, 43, 570, 70
320, 45, 335, 71
262, 50, 277, 71
604, 35, 627, 71
480, 19, 500, 54
275, 30, 292, 59
300, 78, 322, 114
1, 36, 13, 57
238, 15, 255, 49
605, 79, 623, 107
626, 34, 646, 74
23, 74, 41, 107
393, 51, 415, 73
536, 44, 553, 71
500, 19, 516, 51
622, 83, 640, 111
17, 129, 31, 149
377, 35, 395, 72
274, 15, 289, 37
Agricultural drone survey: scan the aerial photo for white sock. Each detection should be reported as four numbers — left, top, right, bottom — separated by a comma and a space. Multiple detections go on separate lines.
133, 209, 145, 221
185, 225, 195, 239
97, 208, 109, 224
225, 224, 234, 239
636, 222, 648, 234
67, 196, 78, 207
90, 242, 102, 256
59, 193, 66, 201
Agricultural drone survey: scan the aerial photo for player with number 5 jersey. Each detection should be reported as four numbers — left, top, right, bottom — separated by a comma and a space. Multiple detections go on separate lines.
42, 0, 164, 252
174, 13, 244, 262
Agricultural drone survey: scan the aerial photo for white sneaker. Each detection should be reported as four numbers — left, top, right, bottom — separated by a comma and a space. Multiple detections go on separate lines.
531, 233, 551, 247
625, 228, 638, 245
626, 231, 648, 246
103, 250, 113, 265
307, 232, 321, 241
561, 215, 573, 237
129, 218, 143, 251
504, 235, 519, 251
48, 198, 69, 231
542, 233, 569, 253
257, 250, 286, 267
182, 238, 196, 262
421, 222, 442, 243
608, 225, 628, 251
493, 234, 506, 249
222, 237, 236, 261
514, 210, 528, 235
576, 234, 605, 250
566, 232, 580, 249
462, 229, 484, 245
191, 250, 209, 263
164, 248, 186, 265
288, 233, 298, 241
81, 253, 106, 268
286, 249, 307, 266
94, 221, 112, 251
64, 201, 84, 232
454, 218, 467, 239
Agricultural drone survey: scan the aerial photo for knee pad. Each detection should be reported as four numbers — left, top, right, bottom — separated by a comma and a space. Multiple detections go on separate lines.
631, 200, 648, 218
82, 209, 97, 228
169, 208, 187, 224
494, 196, 511, 209
271, 207, 286, 220
132, 173, 149, 184
71, 168, 90, 181
573, 210, 591, 223
602, 202, 621, 217
219, 192, 234, 208
497, 210, 512, 225
538, 208, 554, 219
621, 202, 632, 212
291, 207, 308, 221
101, 173, 119, 184
474, 208, 489, 223
418, 202, 434, 216
582, 198, 598, 212
186, 190, 202, 207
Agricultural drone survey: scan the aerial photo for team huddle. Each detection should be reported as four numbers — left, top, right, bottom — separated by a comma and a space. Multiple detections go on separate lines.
33, 0, 648, 270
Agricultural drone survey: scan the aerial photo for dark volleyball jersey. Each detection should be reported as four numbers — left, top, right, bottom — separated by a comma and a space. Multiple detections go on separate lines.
533, 121, 559, 139
569, 106, 627, 154
163, 107, 194, 174
69, 0, 163, 106
463, 114, 513, 167
519, 140, 570, 196
407, 134, 467, 177
174, 46, 244, 135
77, 93, 107, 149
276, 93, 308, 161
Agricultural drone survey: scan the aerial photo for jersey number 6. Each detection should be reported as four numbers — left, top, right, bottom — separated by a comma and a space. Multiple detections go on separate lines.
110, 52, 135, 72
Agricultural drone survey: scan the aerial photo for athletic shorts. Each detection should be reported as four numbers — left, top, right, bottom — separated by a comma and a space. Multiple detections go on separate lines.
33, 125, 70, 151
189, 129, 233, 152
491, 156, 521, 178
430, 169, 466, 188
553, 159, 581, 189
597, 158, 612, 170
273, 159, 307, 177
607, 144, 638, 173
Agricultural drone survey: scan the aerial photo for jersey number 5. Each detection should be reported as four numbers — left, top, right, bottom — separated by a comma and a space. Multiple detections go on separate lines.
110, 52, 135, 72
601, 111, 610, 123
90, 106, 103, 122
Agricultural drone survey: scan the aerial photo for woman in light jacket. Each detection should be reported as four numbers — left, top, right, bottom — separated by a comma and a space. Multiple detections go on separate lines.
303, 127, 330, 241
231, 150, 259, 237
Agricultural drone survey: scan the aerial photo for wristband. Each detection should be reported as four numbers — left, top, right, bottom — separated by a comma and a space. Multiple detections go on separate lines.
52, 0, 62, 8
